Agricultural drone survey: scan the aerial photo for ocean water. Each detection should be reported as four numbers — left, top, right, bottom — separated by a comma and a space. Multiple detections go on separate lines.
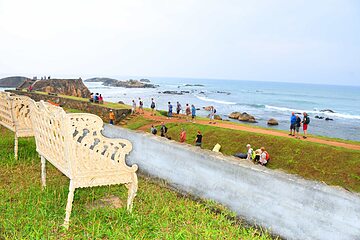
84, 78, 360, 141
2, 78, 359, 141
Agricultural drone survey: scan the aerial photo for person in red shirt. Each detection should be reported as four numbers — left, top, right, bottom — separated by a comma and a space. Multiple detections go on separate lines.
180, 128, 186, 143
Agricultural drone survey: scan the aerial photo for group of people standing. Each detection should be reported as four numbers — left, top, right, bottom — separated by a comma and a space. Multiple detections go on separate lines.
167, 101, 197, 122
89, 93, 104, 104
289, 112, 310, 139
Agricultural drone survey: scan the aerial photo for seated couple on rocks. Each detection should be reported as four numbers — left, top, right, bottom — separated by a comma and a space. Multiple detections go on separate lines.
234, 144, 270, 166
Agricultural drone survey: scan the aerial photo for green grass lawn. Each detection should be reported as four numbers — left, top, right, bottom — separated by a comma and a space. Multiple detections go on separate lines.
0, 127, 272, 239
143, 122, 360, 193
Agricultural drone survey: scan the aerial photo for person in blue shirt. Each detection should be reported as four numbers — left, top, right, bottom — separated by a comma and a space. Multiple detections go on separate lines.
168, 102, 173, 119
191, 104, 196, 122
289, 112, 296, 136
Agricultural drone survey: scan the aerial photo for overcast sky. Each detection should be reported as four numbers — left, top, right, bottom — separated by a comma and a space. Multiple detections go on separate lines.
0, 0, 359, 85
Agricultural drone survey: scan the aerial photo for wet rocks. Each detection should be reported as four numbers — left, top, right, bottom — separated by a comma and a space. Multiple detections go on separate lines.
229, 112, 241, 119
325, 117, 334, 121
267, 118, 279, 125
229, 112, 257, 123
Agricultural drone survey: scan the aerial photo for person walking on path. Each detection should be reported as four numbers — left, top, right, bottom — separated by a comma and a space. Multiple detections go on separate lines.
138, 98, 144, 114
167, 102, 173, 119
191, 104, 196, 122
289, 112, 296, 136
131, 100, 136, 115
295, 115, 302, 139
176, 102, 182, 115
180, 128, 186, 143
195, 130, 202, 147
302, 112, 310, 139
150, 98, 156, 116
185, 104, 191, 121
109, 110, 115, 125
160, 122, 168, 137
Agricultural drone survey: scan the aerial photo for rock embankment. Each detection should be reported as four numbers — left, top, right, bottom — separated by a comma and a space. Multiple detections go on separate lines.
32, 78, 91, 98
229, 112, 257, 123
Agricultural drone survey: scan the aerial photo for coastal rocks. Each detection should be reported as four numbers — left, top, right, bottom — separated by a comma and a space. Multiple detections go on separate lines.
238, 112, 257, 123
32, 78, 91, 98
325, 117, 334, 121
267, 118, 279, 125
315, 115, 324, 119
85, 77, 156, 88
0, 76, 31, 87
228, 112, 257, 123
161, 90, 190, 95
184, 84, 204, 87
229, 112, 241, 119
216, 91, 231, 95
320, 109, 335, 113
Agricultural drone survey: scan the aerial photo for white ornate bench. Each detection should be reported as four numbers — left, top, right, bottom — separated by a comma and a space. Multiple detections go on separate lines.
0, 91, 33, 159
29, 100, 138, 228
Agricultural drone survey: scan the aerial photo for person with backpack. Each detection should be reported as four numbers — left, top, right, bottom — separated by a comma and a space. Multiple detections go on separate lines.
259, 147, 270, 166
302, 112, 310, 139
246, 144, 255, 161
150, 98, 156, 116
160, 122, 168, 137
295, 114, 302, 139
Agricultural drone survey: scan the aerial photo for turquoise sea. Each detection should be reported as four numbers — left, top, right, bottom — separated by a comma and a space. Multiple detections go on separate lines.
84, 77, 360, 141
2, 78, 359, 141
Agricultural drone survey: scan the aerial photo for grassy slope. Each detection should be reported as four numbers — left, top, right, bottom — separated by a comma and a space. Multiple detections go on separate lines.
0, 127, 272, 239
128, 120, 360, 193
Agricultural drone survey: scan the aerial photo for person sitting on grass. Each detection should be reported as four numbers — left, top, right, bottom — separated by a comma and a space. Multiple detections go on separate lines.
195, 130, 202, 147
160, 122, 168, 137
180, 128, 186, 143
150, 125, 157, 135
254, 148, 261, 163
246, 144, 255, 161
259, 147, 270, 166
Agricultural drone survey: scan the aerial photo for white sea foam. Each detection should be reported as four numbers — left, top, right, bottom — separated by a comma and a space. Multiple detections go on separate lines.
196, 95, 236, 105
265, 105, 360, 120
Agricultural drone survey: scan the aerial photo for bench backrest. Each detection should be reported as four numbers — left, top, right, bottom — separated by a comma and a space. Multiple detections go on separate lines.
30, 100, 134, 180
0, 92, 33, 137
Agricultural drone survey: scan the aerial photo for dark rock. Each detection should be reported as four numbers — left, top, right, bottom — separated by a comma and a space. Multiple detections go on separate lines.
118, 101, 125, 104
139, 79, 150, 83
325, 117, 334, 121
320, 109, 335, 113
315, 115, 320, 119
216, 91, 231, 95
184, 84, 204, 87
229, 112, 241, 119
162, 91, 183, 95
267, 118, 279, 125
207, 114, 223, 120
238, 112, 257, 123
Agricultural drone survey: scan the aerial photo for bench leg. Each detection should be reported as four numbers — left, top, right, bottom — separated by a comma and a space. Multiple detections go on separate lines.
63, 181, 75, 229
126, 173, 138, 212
41, 156, 46, 189
14, 136, 18, 160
